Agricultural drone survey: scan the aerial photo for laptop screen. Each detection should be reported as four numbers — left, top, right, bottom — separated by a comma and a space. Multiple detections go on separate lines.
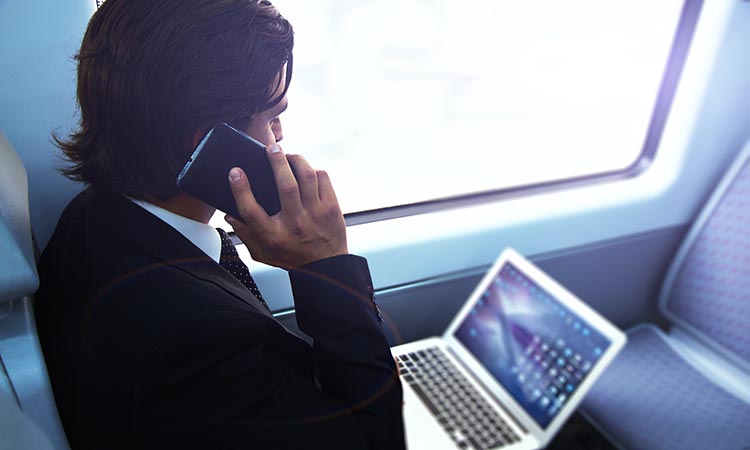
454, 261, 612, 428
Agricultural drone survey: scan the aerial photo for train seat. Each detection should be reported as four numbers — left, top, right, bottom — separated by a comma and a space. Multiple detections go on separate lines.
0, 132, 70, 450
581, 139, 750, 450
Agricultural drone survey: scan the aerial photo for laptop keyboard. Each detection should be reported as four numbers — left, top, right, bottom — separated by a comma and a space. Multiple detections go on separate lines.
396, 347, 521, 450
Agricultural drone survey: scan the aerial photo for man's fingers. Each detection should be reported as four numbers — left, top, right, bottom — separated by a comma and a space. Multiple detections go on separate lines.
266, 144, 303, 215
225, 214, 252, 238
287, 154, 320, 207
316, 170, 340, 208
227, 167, 269, 228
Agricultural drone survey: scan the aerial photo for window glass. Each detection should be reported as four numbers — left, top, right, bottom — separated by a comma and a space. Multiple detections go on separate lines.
206, 0, 687, 231
272, 0, 685, 214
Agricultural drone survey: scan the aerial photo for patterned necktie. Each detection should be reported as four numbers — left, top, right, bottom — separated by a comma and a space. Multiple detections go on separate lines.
216, 228, 270, 310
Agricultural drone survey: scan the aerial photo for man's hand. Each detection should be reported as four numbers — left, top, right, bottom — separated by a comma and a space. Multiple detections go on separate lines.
225, 144, 348, 269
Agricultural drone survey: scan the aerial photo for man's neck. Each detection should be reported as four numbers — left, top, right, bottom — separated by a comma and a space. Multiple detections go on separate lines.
145, 191, 216, 224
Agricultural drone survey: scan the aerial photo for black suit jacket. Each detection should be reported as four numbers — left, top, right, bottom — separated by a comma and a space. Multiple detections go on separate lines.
36, 185, 405, 450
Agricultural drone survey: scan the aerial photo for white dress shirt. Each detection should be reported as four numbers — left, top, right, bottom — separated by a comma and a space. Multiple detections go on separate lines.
128, 198, 223, 263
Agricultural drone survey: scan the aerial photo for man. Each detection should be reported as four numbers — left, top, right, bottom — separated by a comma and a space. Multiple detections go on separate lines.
35, 1, 405, 449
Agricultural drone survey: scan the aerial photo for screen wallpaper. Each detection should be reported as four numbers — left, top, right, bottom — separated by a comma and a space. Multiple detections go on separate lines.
454, 262, 611, 428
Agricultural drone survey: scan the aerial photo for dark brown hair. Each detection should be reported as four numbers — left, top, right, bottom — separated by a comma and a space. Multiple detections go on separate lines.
56, 0, 293, 200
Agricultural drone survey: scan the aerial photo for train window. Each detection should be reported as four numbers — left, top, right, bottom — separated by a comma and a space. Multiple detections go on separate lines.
203, 0, 700, 230
276, 0, 695, 217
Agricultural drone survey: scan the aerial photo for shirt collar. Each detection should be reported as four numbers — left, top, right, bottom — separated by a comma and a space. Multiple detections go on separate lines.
127, 198, 223, 263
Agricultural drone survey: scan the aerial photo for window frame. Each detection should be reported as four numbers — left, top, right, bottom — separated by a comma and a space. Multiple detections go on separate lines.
343, 0, 704, 226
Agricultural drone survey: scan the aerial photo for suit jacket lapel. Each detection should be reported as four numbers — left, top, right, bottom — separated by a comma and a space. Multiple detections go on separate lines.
89, 186, 273, 318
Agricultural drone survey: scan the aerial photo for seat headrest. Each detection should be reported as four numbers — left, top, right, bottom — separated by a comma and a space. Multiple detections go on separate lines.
0, 132, 39, 304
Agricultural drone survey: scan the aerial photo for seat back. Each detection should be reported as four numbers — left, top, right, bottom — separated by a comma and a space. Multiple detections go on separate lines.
659, 139, 750, 368
0, 132, 69, 450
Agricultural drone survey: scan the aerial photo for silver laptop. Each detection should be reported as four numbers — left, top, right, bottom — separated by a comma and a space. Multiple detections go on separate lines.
391, 248, 626, 450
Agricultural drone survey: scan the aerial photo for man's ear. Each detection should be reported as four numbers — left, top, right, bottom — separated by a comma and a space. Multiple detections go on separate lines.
190, 127, 210, 149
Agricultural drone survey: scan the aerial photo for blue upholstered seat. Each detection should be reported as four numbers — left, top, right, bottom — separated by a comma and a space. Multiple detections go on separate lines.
581, 140, 750, 450
583, 325, 750, 450
0, 132, 68, 450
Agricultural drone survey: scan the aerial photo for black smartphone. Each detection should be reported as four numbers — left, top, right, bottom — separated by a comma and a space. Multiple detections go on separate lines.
177, 122, 282, 218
